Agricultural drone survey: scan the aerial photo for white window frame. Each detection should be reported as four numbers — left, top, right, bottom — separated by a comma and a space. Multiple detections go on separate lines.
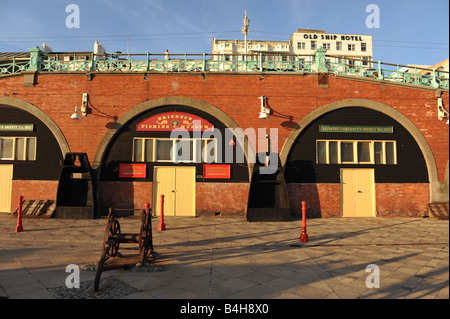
316, 140, 397, 165
0, 137, 14, 160
133, 137, 217, 163
0, 137, 37, 161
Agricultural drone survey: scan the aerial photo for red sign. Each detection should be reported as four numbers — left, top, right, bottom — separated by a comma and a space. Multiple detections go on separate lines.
137, 112, 214, 132
119, 164, 147, 178
203, 165, 231, 179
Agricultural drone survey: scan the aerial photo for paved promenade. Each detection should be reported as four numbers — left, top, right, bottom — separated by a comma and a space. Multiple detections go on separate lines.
0, 214, 448, 300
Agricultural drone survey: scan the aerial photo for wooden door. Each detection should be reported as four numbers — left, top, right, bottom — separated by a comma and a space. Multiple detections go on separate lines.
341, 169, 375, 217
153, 166, 195, 217
0, 165, 13, 213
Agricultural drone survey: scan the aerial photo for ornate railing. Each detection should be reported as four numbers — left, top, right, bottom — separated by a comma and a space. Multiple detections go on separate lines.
0, 57, 30, 75
0, 46, 448, 90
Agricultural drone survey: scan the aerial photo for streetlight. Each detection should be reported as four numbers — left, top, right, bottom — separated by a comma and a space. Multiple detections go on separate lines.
242, 10, 250, 60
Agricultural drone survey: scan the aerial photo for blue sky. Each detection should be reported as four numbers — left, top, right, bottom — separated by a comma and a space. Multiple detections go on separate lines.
0, 0, 448, 65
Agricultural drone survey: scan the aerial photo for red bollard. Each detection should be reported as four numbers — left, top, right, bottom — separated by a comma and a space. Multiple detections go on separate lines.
15, 196, 24, 233
299, 201, 308, 243
158, 195, 166, 231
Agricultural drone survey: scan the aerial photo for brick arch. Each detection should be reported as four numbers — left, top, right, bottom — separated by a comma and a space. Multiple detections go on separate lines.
93, 96, 255, 178
279, 98, 441, 202
0, 96, 70, 156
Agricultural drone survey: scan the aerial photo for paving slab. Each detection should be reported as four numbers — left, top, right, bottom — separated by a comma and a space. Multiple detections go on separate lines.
0, 214, 448, 301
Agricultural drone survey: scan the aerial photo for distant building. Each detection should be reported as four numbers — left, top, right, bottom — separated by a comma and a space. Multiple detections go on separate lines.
407, 58, 449, 75
212, 29, 373, 67
41, 40, 107, 62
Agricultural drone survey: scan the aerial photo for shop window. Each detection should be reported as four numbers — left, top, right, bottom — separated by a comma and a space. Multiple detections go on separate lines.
133, 138, 217, 163
374, 142, 383, 164
0, 137, 37, 161
133, 139, 143, 163
329, 141, 339, 164
145, 139, 154, 162
357, 142, 371, 163
175, 140, 194, 162
317, 141, 327, 164
316, 140, 397, 165
0, 138, 13, 160
341, 142, 355, 163
385, 142, 396, 164
156, 140, 173, 162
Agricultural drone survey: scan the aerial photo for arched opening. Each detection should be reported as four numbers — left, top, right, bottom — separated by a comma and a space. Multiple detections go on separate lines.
93, 97, 254, 217
0, 97, 69, 214
280, 99, 437, 218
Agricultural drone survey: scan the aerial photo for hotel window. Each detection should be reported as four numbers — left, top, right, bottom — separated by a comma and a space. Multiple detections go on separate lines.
311, 41, 317, 50
0, 137, 37, 161
348, 44, 356, 51
362, 57, 369, 66
361, 43, 367, 52
316, 140, 397, 165
133, 138, 217, 163
297, 42, 306, 50
336, 42, 342, 50
322, 43, 331, 50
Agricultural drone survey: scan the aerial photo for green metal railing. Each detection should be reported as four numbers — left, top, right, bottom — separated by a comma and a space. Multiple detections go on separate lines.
0, 46, 448, 90
0, 57, 30, 75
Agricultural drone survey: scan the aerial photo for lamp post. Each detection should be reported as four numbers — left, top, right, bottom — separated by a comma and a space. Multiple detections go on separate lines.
242, 10, 250, 61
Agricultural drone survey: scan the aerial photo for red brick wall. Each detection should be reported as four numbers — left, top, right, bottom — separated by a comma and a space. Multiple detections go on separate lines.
10, 180, 59, 212
1, 74, 447, 182
376, 183, 429, 217
287, 183, 341, 218
287, 182, 430, 218
99, 181, 248, 217
196, 182, 249, 217
1, 72, 448, 217
99, 181, 152, 213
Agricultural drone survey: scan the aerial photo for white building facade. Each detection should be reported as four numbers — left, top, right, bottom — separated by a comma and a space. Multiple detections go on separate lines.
212, 29, 373, 67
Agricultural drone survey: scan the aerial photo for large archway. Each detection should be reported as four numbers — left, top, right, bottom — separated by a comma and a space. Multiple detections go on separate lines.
0, 96, 70, 213
280, 98, 443, 213
0, 96, 70, 156
93, 96, 255, 178
93, 96, 255, 216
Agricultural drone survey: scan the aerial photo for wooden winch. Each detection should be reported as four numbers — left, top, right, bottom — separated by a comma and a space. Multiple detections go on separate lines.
94, 204, 157, 291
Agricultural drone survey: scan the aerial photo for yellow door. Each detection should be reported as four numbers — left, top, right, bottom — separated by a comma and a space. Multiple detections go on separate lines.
154, 167, 176, 216
153, 167, 195, 217
341, 169, 375, 217
174, 167, 196, 217
0, 165, 13, 213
